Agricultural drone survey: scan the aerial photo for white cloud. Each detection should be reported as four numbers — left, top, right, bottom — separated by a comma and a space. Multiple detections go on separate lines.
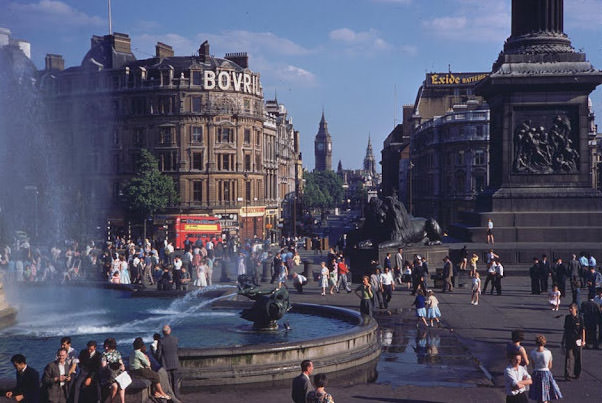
5, 0, 104, 29
421, 2, 510, 43
329, 28, 391, 53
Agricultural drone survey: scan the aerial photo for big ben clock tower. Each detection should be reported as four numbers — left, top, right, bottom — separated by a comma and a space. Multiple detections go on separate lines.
314, 111, 332, 171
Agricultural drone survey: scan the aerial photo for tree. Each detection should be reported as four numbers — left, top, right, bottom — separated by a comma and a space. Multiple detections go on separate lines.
124, 149, 178, 237
302, 170, 344, 211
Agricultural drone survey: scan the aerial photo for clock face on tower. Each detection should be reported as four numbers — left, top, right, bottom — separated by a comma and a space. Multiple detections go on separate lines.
317, 143, 324, 151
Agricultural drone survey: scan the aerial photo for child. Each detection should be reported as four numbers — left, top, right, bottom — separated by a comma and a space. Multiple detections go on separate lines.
469, 253, 479, 277
402, 262, 412, 290
426, 290, 441, 327
548, 284, 561, 311
412, 289, 428, 328
471, 272, 481, 305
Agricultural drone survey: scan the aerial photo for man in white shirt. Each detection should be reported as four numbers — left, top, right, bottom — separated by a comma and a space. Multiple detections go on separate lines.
504, 353, 532, 402
494, 259, 504, 296
379, 267, 395, 309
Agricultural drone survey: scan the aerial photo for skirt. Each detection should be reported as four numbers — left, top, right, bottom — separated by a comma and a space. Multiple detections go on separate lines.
402, 274, 412, 283
416, 307, 426, 317
528, 370, 562, 401
427, 306, 441, 319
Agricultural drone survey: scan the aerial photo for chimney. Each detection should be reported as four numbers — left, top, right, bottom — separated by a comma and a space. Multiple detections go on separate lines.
45, 54, 64, 71
198, 40, 210, 63
155, 42, 174, 59
224, 52, 249, 68
111, 32, 131, 53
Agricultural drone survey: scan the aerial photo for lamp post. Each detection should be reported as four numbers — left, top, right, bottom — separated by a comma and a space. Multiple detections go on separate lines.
243, 171, 249, 242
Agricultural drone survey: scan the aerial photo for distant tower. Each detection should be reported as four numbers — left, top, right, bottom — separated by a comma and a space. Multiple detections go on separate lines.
314, 110, 332, 171
363, 135, 376, 177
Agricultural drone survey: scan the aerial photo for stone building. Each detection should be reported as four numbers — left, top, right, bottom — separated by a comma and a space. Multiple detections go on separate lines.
39, 33, 301, 241
314, 111, 332, 171
408, 72, 490, 229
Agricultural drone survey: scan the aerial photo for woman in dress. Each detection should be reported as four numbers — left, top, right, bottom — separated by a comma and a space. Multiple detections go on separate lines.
130, 337, 171, 400
471, 272, 481, 305
402, 261, 413, 290
528, 335, 562, 402
119, 255, 131, 284
101, 337, 127, 403
278, 261, 289, 289
506, 330, 530, 367
469, 253, 479, 277
195, 258, 208, 288
426, 290, 441, 327
412, 289, 428, 327
306, 373, 334, 403
549, 285, 561, 311
328, 258, 338, 294
320, 262, 329, 296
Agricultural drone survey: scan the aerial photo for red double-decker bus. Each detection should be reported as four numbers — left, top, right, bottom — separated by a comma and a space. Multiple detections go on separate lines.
154, 215, 222, 249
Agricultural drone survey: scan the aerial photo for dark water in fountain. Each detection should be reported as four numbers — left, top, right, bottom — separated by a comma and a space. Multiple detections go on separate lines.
0, 285, 355, 378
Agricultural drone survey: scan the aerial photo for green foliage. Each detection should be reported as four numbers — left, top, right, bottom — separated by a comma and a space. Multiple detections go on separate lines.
302, 170, 344, 210
124, 149, 178, 219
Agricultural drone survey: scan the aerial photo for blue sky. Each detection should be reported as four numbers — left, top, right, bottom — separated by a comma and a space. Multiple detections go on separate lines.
1, 0, 601, 170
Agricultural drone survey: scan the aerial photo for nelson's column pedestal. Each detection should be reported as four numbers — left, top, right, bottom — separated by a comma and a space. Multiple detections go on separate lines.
455, 0, 602, 255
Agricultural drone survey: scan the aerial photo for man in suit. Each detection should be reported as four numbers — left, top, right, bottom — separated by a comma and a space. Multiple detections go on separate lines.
291, 360, 313, 403
72, 340, 102, 403
42, 348, 71, 403
158, 324, 180, 398
5, 354, 40, 403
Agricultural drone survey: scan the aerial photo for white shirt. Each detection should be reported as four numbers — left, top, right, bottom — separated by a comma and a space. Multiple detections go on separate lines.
529, 348, 552, 371
504, 364, 531, 396
488, 220, 493, 230
496, 263, 504, 277
380, 272, 394, 286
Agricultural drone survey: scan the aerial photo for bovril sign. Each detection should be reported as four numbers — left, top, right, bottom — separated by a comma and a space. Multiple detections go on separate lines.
203, 69, 263, 96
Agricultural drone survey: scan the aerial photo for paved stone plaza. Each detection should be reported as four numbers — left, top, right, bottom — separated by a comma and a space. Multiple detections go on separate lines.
185, 261, 602, 402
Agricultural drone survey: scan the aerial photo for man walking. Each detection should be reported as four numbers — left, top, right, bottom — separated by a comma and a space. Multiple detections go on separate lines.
291, 360, 313, 403
158, 325, 180, 398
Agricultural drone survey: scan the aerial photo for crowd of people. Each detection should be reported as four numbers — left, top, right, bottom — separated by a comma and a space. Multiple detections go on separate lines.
4, 325, 180, 403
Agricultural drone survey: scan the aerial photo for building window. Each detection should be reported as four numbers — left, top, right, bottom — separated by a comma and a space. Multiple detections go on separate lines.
456, 150, 464, 165
255, 130, 261, 146
218, 154, 233, 171
113, 154, 120, 173
217, 127, 234, 143
244, 154, 251, 171
192, 71, 202, 86
474, 175, 485, 192
244, 99, 251, 113
112, 182, 120, 201
244, 128, 251, 144
192, 96, 202, 113
455, 171, 465, 194
246, 180, 251, 201
158, 96, 174, 114
159, 127, 173, 145
193, 181, 203, 202
158, 151, 176, 171
134, 128, 145, 147
131, 97, 146, 115
474, 150, 485, 165
191, 126, 203, 143
192, 152, 203, 170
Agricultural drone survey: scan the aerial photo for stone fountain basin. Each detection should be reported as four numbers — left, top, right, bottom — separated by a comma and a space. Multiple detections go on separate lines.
178, 303, 380, 390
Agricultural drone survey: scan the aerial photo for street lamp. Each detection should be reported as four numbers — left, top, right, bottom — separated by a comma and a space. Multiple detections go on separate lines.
243, 172, 249, 242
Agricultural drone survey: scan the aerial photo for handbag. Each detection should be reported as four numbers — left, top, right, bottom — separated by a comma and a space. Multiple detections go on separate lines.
114, 371, 132, 389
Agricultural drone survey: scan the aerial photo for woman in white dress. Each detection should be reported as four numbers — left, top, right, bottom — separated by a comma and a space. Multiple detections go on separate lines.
119, 255, 131, 284
195, 259, 208, 288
